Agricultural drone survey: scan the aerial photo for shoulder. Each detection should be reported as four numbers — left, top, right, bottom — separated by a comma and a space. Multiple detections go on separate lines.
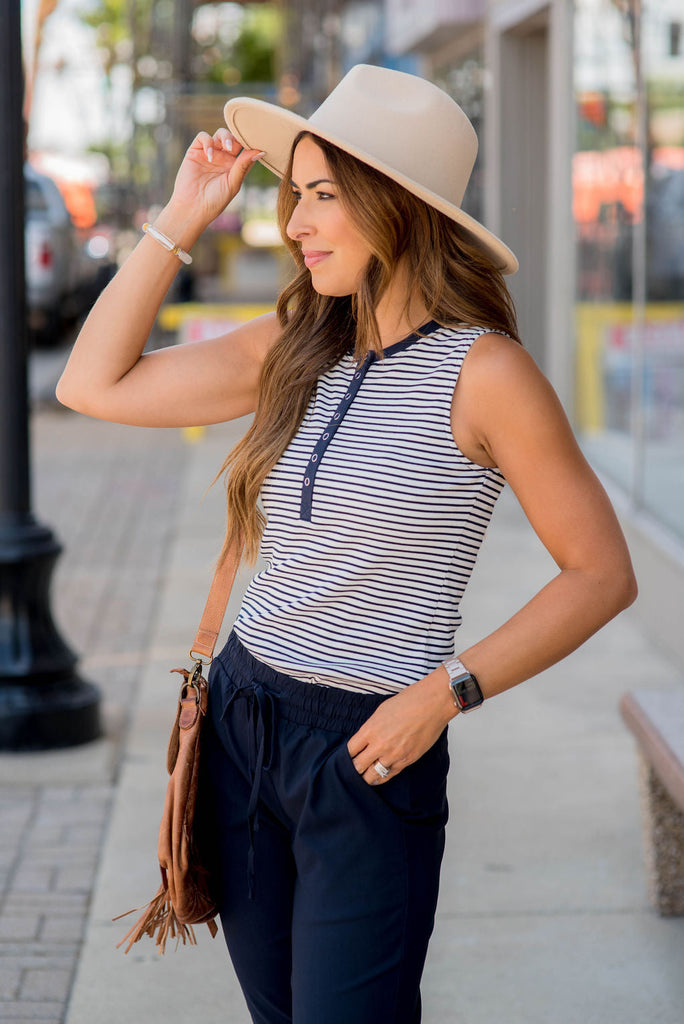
425, 324, 518, 368
458, 331, 550, 402
452, 332, 572, 467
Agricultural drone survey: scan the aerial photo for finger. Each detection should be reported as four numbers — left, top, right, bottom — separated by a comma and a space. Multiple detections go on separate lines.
347, 745, 377, 778
226, 148, 264, 191
364, 761, 394, 786
361, 756, 393, 779
233, 147, 265, 173
188, 131, 218, 163
351, 755, 373, 776
189, 131, 212, 151
212, 128, 235, 153
346, 735, 367, 760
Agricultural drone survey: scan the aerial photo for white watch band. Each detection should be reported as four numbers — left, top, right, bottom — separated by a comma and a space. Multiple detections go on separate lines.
442, 654, 469, 683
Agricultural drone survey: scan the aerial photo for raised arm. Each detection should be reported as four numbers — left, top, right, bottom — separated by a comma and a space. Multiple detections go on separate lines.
56, 130, 279, 427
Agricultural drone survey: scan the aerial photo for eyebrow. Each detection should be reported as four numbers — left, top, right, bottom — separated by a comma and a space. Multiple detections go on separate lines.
290, 178, 337, 189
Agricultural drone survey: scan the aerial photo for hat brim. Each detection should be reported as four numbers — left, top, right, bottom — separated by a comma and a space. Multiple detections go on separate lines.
224, 95, 518, 275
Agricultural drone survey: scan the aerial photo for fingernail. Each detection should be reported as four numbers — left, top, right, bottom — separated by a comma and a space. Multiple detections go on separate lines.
207, 146, 213, 163
225, 139, 233, 153
251, 150, 266, 163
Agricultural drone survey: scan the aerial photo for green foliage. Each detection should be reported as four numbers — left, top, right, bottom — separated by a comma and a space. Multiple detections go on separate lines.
78, 0, 281, 84
203, 3, 281, 84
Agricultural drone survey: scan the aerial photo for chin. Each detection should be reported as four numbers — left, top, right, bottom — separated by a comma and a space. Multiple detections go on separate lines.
310, 281, 355, 297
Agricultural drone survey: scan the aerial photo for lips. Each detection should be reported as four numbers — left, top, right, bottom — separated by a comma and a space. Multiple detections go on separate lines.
302, 250, 331, 269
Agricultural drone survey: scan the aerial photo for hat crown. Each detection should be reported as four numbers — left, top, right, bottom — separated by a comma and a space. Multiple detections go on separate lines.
307, 64, 478, 208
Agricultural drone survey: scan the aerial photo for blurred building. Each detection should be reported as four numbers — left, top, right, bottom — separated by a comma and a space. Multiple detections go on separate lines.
281, 0, 419, 106
282, 0, 684, 666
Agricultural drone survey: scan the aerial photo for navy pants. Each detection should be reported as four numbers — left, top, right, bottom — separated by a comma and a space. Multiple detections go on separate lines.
204, 632, 449, 1024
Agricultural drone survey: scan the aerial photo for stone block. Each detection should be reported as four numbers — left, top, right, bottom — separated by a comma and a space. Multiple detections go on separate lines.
638, 754, 684, 914
0, 916, 41, 942
39, 917, 84, 944
0, 1001, 62, 1018
11, 867, 53, 895
62, 825, 100, 847
19, 969, 71, 1002
54, 865, 96, 894
0, 967, 20, 998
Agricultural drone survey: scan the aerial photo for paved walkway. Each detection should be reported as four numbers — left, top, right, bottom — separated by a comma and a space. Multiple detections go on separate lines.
0, 372, 191, 1022
1, 346, 684, 1022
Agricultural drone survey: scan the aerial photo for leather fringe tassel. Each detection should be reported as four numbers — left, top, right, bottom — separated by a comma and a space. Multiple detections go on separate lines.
114, 884, 217, 955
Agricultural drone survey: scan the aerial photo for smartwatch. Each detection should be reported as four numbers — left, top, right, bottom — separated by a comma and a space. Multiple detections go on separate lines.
442, 655, 485, 713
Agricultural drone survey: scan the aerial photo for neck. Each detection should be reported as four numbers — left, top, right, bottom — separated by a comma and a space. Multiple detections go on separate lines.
374, 264, 431, 349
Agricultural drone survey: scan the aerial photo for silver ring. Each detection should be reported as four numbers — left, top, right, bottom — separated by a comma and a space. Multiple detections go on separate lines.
373, 760, 390, 779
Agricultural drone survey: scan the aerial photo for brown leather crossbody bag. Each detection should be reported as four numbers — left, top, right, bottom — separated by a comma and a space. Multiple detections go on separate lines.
115, 542, 242, 954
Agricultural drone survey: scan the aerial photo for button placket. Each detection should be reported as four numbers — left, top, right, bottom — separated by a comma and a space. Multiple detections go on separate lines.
299, 353, 375, 521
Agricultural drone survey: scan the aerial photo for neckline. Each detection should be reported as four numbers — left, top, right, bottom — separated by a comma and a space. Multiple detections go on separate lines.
380, 319, 442, 358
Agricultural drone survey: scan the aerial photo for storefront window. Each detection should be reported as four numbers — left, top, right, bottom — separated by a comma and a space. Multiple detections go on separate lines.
641, 2, 684, 536
574, 0, 684, 538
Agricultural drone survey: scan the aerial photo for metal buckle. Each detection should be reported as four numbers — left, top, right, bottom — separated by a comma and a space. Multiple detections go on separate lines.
179, 678, 201, 705
188, 649, 213, 665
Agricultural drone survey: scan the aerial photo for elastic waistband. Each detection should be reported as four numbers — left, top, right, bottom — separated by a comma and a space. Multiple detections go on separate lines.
212, 631, 389, 734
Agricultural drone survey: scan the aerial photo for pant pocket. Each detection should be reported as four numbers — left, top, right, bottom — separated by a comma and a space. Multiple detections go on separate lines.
400, 729, 450, 826
337, 733, 448, 825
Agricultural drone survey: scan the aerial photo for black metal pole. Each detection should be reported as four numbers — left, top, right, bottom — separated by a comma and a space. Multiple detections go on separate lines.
0, 1, 100, 750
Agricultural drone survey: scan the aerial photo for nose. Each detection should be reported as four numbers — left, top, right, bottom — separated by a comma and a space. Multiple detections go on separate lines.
286, 202, 312, 242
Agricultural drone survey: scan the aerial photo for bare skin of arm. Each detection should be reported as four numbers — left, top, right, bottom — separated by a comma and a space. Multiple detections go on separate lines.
56, 129, 279, 426
348, 333, 638, 784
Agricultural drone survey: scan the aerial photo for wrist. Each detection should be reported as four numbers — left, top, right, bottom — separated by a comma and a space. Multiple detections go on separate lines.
424, 664, 461, 723
153, 201, 208, 252
442, 655, 485, 713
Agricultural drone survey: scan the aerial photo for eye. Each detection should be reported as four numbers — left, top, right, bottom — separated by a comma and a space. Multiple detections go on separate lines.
290, 189, 302, 202
316, 191, 335, 201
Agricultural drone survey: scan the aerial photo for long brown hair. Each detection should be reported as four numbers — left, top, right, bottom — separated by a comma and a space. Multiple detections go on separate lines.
217, 131, 520, 564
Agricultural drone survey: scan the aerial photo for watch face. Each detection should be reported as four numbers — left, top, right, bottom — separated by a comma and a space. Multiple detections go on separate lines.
452, 674, 484, 712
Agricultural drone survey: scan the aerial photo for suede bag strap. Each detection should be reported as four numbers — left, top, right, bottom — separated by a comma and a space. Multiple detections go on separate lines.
189, 542, 243, 661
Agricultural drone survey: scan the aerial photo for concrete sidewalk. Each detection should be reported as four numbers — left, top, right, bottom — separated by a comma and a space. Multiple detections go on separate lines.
56, 416, 684, 1024
0, 399, 192, 1021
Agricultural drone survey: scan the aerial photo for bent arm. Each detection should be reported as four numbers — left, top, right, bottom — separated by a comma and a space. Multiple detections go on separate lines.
348, 334, 637, 783
56, 129, 274, 427
450, 333, 637, 698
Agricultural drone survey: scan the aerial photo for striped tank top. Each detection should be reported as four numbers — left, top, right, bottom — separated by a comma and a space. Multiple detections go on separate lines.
233, 321, 506, 695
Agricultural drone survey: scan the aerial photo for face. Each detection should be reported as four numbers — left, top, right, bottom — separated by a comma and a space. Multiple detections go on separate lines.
286, 136, 372, 296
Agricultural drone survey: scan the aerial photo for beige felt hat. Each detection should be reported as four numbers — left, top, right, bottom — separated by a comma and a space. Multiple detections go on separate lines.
224, 63, 518, 275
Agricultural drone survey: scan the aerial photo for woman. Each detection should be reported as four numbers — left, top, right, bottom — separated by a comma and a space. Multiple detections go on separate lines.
57, 65, 637, 1024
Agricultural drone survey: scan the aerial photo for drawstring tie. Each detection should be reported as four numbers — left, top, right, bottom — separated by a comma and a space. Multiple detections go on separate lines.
222, 680, 276, 901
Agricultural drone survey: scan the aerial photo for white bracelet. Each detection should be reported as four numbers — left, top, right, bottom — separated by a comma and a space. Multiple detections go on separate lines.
142, 222, 193, 265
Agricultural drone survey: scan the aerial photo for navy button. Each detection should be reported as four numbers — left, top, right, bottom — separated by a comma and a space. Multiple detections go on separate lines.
354, 372, 361, 380
311, 454, 318, 463
304, 477, 310, 486
323, 432, 329, 440
334, 413, 340, 420
345, 392, 351, 399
